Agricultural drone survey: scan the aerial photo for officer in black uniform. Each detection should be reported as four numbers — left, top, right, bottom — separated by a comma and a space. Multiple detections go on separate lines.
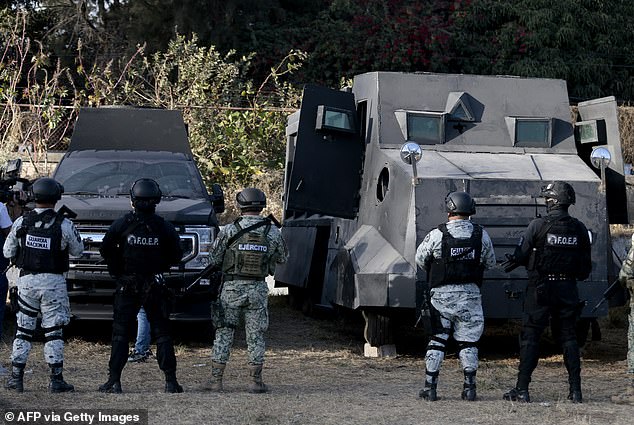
503, 181, 591, 403
98, 178, 183, 394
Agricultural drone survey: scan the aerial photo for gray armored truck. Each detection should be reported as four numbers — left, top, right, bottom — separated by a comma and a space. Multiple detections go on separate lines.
52, 107, 223, 320
274, 72, 625, 349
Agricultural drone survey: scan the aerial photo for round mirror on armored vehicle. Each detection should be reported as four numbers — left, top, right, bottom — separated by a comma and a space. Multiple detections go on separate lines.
400, 142, 422, 165
590, 146, 611, 169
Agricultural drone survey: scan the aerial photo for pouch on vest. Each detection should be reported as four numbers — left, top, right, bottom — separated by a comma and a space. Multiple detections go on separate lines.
222, 218, 271, 280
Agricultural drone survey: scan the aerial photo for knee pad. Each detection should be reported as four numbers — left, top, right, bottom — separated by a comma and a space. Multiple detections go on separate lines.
456, 341, 479, 352
41, 324, 64, 342
15, 326, 35, 342
427, 335, 448, 353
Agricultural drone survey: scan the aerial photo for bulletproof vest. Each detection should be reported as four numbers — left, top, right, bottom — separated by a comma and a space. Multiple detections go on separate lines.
429, 223, 484, 288
534, 216, 584, 276
121, 214, 166, 275
222, 218, 272, 280
15, 210, 68, 273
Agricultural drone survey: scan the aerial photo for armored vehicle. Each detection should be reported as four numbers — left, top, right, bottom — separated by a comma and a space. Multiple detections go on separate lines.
53, 107, 223, 320
274, 72, 625, 349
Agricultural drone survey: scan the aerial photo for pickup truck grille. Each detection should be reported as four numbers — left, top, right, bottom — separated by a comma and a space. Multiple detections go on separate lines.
70, 223, 206, 271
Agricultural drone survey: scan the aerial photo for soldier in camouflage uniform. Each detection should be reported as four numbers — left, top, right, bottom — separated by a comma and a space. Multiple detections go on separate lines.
415, 191, 496, 401
611, 233, 634, 405
3, 178, 84, 393
208, 188, 288, 393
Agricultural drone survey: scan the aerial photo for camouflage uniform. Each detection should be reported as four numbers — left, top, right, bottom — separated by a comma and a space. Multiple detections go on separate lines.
210, 215, 288, 365
612, 234, 634, 404
3, 209, 84, 367
415, 219, 496, 396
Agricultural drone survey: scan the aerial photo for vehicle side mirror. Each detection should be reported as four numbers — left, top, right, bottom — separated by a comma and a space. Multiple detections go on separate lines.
210, 183, 225, 214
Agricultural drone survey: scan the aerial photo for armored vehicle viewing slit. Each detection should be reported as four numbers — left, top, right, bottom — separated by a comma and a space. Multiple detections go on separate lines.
274, 72, 626, 354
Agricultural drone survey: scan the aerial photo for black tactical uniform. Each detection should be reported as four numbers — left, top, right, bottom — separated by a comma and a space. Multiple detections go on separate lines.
504, 182, 591, 403
98, 179, 183, 394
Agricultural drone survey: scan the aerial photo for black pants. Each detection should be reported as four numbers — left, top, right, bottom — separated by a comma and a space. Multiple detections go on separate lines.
517, 279, 581, 390
107, 275, 177, 381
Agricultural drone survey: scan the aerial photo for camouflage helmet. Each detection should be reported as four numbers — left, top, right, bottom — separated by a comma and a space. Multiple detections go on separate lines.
130, 178, 162, 204
445, 191, 476, 216
32, 177, 63, 203
236, 188, 266, 212
540, 181, 575, 205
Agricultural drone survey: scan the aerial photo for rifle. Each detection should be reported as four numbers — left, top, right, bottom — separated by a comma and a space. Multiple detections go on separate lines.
184, 264, 222, 300
591, 278, 622, 312
500, 253, 521, 273
58, 204, 77, 219
415, 281, 434, 335
266, 213, 281, 228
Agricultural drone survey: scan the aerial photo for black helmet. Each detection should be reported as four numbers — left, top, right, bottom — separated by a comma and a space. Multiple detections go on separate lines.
236, 188, 266, 212
130, 178, 162, 204
32, 177, 63, 203
445, 191, 476, 216
540, 181, 575, 205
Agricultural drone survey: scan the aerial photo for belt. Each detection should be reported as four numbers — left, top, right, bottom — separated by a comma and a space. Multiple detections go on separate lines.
543, 273, 575, 281
223, 274, 265, 282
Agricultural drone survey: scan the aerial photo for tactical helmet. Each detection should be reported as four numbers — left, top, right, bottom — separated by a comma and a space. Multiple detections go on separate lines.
445, 191, 476, 216
130, 178, 162, 204
236, 188, 266, 212
540, 181, 575, 205
32, 177, 63, 203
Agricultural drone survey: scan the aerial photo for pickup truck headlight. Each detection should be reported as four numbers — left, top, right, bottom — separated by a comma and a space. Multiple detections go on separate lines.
179, 226, 214, 270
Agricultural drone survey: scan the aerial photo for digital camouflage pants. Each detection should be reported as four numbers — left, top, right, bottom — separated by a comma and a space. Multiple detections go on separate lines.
425, 284, 484, 374
212, 280, 269, 365
12, 275, 70, 366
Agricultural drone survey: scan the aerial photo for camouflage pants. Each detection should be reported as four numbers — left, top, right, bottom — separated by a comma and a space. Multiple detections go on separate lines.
425, 284, 484, 374
11, 274, 70, 366
212, 280, 269, 365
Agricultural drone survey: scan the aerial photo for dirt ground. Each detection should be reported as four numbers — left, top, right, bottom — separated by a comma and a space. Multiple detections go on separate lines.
0, 297, 632, 425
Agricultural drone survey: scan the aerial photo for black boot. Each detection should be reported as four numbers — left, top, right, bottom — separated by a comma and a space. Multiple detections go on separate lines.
98, 373, 123, 394
503, 387, 531, 403
563, 340, 582, 403
164, 370, 183, 393
5, 363, 25, 393
568, 382, 583, 404
48, 363, 74, 393
418, 370, 438, 401
461, 369, 477, 401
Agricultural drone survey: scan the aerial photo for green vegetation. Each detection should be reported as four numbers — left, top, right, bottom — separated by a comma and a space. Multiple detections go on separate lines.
2, 1, 634, 196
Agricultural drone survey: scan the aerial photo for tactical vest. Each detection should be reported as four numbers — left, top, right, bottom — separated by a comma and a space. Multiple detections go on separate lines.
534, 216, 585, 277
222, 218, 272, 280
15, 210, 68, 273
121, 215, 165, 275
429, 223, 484, 288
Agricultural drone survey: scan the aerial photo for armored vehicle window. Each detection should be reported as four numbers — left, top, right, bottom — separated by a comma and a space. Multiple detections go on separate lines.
315, 105, 355, 133
575, 120, 607, 144
407, 113, 445, 145
510, 118, 551, 147
55, 151, 208, 199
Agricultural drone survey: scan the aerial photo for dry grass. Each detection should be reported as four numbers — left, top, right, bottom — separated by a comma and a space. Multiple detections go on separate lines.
0, 297, 632, 425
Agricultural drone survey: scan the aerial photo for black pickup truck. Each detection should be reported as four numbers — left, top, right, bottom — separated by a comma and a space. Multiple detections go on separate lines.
53, 107, 224, 320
